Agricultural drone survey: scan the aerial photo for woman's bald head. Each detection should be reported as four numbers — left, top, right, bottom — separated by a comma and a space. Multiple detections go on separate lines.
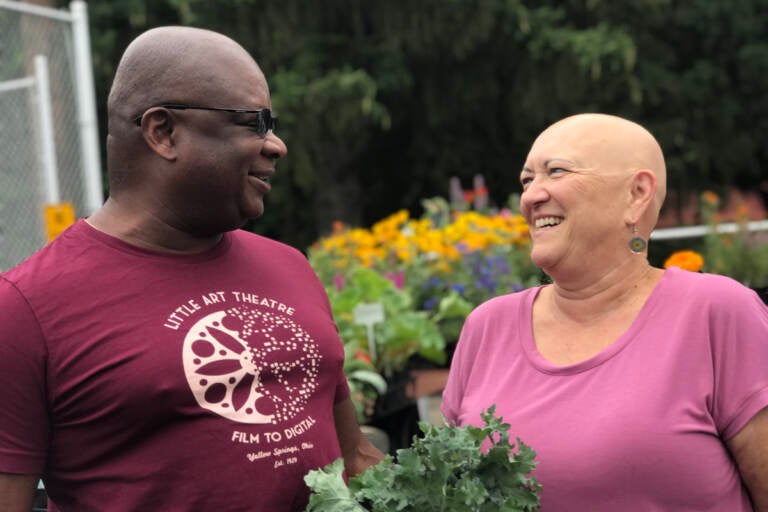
532, 113, 667, 226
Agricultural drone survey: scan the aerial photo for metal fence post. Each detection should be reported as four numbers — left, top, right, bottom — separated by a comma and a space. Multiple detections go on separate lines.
33, 54, 61, 205
70, 0, 103, 214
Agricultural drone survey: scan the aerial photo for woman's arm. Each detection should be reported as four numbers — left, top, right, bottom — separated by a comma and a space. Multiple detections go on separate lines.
727, 406, 768, 511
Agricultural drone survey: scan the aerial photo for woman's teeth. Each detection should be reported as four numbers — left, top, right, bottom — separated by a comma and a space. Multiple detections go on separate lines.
535, 217, 563, 228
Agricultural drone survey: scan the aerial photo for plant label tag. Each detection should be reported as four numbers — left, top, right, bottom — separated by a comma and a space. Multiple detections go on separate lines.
353, 302, 385, 326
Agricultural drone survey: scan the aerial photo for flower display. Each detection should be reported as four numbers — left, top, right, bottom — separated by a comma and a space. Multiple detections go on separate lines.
310, 196, 541, 316
663, 250, 704, 272
309, 196, 542, 377
662, 192, 768, 288
308, 195, 544, 423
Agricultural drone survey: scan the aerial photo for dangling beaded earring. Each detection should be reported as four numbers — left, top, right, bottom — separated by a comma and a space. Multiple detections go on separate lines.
629, 224, 647, 254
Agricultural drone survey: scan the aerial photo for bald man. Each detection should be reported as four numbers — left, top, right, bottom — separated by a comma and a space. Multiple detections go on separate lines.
0, 27, 383, 512
442, 114, 768, 510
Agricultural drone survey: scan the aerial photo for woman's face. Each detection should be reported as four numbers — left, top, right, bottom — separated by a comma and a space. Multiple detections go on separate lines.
519, 120, 632, 277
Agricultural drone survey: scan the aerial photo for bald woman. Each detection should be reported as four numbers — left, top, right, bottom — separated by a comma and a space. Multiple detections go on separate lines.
441, 114, 768, 511
0, 26, 382, 511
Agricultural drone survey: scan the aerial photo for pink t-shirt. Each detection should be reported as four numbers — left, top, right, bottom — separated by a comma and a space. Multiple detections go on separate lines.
442, 267, 768, 511
0, 220, 349, 511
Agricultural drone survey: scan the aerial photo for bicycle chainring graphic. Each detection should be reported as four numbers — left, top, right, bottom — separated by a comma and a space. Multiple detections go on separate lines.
182, 307, 321, 424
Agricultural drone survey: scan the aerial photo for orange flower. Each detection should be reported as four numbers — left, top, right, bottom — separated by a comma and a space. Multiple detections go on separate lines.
701, 190, 719, 207
354, 348, 372, 365
663, 250, 704, 272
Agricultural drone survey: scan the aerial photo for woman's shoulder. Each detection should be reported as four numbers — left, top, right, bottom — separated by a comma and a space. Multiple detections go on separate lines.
467, 286, 540, 322
663, 266, 765, 310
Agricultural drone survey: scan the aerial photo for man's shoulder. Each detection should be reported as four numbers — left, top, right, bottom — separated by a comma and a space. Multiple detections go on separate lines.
1, 219, 95, 290
230, 229, 306, 259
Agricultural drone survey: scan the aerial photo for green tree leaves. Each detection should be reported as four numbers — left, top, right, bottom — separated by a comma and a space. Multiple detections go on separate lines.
68, 0, 768, 247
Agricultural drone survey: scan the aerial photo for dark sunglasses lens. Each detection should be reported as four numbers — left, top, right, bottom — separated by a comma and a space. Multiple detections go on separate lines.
260, 110, 276, 136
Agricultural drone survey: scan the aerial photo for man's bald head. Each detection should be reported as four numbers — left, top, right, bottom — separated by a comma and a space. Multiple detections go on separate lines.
530, 113, 667, 227
107, 26, 266, 134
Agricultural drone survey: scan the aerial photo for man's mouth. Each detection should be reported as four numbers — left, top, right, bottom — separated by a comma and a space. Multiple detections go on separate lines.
248, 173, 271, 184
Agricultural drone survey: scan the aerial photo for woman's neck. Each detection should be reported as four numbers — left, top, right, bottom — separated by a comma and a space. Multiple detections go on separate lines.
545, 262, 662, 325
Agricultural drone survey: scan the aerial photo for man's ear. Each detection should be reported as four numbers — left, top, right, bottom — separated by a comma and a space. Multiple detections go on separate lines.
140, 107, 178, 161
626, 169, 657, 224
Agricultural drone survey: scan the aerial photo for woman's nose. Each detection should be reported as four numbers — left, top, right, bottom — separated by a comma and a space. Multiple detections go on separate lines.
520, 178, 549, 213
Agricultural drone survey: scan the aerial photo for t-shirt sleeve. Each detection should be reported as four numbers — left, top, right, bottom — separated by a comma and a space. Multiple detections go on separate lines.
334, 367, 351, 404
441, 313, 475, 425
711, 285, 768, 440
0, 278, 50, 474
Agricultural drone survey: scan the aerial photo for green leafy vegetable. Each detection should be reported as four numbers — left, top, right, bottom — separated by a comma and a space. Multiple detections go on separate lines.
305, 406, 541, 511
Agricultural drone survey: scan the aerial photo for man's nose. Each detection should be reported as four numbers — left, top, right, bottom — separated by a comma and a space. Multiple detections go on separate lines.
263, 131, 288, 159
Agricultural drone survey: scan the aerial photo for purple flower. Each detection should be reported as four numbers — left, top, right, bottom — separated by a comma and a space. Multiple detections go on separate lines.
385, 270, 405, 290
452, 283, 466, 294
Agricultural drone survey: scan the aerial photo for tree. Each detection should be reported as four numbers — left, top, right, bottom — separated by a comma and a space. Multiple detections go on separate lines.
63, 0, 768, 249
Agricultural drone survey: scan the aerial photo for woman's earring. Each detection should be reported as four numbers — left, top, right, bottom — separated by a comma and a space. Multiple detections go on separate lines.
629, 225, 647, 254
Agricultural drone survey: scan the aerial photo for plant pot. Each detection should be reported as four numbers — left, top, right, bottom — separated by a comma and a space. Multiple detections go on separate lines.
361, 425, 390, 454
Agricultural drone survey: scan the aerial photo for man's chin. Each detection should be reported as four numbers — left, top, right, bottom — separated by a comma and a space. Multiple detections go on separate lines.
234, 209, 265, 231
245, 209, 264, 223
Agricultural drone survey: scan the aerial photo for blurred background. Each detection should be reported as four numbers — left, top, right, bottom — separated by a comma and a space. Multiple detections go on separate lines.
4, 0, 767, 258
98, 0, 768, 251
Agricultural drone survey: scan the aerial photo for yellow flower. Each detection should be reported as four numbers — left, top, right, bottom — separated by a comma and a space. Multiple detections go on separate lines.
664, 250, 704, 272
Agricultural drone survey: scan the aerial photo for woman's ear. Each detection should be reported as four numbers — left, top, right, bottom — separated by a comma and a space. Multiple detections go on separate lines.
626, 168, 657, 224
139, 107, 178, 161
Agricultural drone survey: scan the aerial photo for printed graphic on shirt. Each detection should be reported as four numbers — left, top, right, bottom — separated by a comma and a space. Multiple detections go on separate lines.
182, 304, 321, 424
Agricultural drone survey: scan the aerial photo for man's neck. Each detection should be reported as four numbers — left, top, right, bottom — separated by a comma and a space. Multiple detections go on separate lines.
86, 197, 223, 254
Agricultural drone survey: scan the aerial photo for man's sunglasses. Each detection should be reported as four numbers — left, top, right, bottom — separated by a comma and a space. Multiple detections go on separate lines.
133, 104, 277, 138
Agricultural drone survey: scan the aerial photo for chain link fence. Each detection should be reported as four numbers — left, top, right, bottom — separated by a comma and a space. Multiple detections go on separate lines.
0, 2, 99, 271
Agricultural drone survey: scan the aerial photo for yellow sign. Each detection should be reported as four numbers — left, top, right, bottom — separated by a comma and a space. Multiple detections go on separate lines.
44, 203, 76, 242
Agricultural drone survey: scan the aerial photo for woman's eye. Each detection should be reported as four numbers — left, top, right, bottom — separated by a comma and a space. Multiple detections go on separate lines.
550, 167, 566, 174
520, 176, 533, 186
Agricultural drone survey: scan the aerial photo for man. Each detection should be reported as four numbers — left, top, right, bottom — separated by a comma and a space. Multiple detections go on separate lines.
0, 26, 383, 511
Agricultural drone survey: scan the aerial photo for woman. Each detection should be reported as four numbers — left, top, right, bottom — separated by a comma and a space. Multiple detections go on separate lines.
441, 113, 768, 511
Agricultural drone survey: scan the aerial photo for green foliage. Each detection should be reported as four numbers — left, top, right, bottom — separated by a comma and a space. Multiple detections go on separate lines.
305, 405, 541, 512
64, 0, 768, 248
326, 267, 447, 375
699, 194, 768, 288
703, 232, 768, 288
658, 192, 768, 289
343, 342, 388, 424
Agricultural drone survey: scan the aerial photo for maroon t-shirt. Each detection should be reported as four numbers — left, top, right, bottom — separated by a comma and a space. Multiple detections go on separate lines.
0, 220, 349, 511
